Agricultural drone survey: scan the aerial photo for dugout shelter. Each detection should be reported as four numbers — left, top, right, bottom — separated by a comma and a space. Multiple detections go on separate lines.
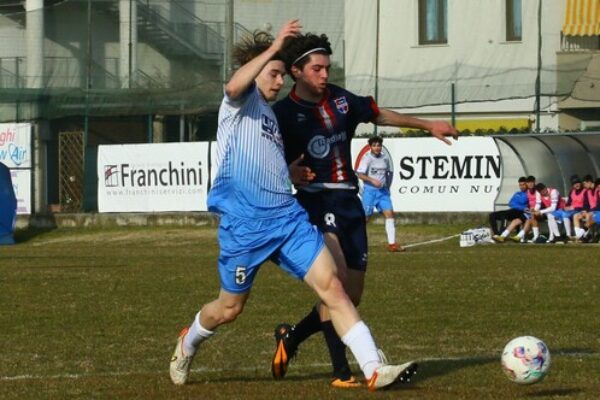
493, 131, 600, 209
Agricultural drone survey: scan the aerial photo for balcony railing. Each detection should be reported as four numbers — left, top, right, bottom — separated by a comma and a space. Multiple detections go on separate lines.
561, 34, 600, 52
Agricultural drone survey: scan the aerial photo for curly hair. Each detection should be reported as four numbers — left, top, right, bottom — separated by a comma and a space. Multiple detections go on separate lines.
232, 30, 282, 66
279, 33, 332, 75
368, 135, 383, 146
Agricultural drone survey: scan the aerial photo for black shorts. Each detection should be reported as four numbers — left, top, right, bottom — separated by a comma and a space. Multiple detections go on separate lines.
492, 208, 527, 223
506, 209, 528, 222
296, 189, 368, 271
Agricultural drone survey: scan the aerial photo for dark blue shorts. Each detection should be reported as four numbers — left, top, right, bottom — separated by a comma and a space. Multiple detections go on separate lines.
296, 189, 368, 271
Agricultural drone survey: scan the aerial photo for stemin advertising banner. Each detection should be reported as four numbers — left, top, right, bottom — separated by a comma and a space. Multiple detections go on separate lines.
352, 137, 501, 212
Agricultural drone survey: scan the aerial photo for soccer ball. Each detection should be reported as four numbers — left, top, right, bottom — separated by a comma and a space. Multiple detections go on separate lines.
501, 336, 551, 384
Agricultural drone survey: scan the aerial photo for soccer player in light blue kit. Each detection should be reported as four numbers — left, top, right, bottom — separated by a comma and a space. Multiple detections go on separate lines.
169, 20, 416, 391
356, 135, 404, 252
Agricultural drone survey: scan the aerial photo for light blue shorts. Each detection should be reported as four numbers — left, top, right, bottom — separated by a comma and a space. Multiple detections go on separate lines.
217, 204, 324, 294
552, 209, 580, 221
361, 186, 393, 217
593, 212, 600, 224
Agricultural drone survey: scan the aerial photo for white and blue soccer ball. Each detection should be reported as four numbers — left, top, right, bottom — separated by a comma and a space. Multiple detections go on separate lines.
501, 336, 551, 384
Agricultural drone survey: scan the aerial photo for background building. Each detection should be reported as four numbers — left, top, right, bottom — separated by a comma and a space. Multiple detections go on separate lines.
344, 0, 600, 135
0, 0, 598, 213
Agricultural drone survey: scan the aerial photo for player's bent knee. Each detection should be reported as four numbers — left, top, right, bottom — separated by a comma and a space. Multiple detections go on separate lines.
320, 277, 351, 308
221, 303, 244, 323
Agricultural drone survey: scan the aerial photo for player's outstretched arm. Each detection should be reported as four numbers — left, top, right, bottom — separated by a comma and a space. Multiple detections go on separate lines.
225, 19, 301, 100
374, 108, 459, 145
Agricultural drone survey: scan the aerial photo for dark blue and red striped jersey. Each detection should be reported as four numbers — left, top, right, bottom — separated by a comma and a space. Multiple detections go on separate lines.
273, 84, 379, 189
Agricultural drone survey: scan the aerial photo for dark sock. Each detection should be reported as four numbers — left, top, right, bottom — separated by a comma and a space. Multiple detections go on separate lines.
321, 320, 352, 380
293, 306, 322, 344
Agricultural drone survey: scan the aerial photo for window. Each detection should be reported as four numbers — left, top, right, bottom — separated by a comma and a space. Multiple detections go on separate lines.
418, 0, 448, 45
506, 0, 522, 41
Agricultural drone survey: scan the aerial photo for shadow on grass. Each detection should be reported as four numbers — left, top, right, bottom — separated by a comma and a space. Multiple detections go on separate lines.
14, 226, 57, 243
554, 346, 598, 357
416, 356, 497, 381
187, 347, 596, 392
184, 371, 332, 386
415, 346, 597, 382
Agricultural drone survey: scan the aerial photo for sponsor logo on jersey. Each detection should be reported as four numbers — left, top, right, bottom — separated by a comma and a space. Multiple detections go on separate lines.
307, 131, 347, 159
261, 114, 283, 148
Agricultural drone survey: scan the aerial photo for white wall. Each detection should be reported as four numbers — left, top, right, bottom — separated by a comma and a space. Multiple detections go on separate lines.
232, 0, 345, 67
345, 0, 566, 133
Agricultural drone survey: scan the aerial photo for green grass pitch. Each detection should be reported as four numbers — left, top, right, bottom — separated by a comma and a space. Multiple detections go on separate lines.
1, 223, 599, 399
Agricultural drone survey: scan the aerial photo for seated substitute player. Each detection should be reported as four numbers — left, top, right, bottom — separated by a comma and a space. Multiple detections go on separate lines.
489, 176, 529, 242
271, 32, 457, 388
508, 175, 539, 243
573, 175, 596, 241
587, 210, 600, 242
552, 175, 587, 240
583, 182, 600, 243
574, 176, 599, 242
578, 182, 600, 243
168, 20, 416, 391
534, 183, 566, 243
356, 135, 405, 252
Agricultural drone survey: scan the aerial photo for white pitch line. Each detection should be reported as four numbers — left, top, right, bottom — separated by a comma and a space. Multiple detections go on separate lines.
402, 234, 460, 249
2, 351, 597, 382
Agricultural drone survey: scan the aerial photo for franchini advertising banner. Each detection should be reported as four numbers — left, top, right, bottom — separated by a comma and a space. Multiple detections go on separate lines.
352, 137, 501, 212
98, 137, 501, 213
97, 142, 209, 212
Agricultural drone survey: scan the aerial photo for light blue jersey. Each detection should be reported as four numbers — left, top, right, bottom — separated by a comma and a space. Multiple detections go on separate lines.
207, 84, 324, 293
208, 84, 296, 218
356, 151, 392, 189
357, 151, 394, 216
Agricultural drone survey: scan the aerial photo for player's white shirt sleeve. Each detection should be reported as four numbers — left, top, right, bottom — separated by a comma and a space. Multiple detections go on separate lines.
534, 191, 542, 211
356, 154, 371, 175
540, 189, 560, 214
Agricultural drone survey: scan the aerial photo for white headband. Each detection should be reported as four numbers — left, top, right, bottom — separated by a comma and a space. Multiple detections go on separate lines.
292, 47, 328, 66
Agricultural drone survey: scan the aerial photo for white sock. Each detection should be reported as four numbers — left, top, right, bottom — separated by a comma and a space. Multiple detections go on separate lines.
183, 312, 214, 355
532, 227, 539, 240
517, 230, 525, 239
583, 229, 590, 238
547, 215, 561, 238
575, 227, 585, 239
501, 229, 510, 238
341, 320, 381, 380
385, 218, 396, 245
563, 218, 572, 236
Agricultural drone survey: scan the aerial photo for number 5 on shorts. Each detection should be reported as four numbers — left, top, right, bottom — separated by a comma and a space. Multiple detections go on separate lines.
235, 266, 247, 285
